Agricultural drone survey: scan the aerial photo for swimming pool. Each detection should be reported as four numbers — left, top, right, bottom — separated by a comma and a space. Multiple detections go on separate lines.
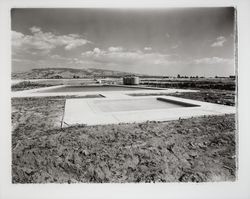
92, 97, 199, 112
63, 96, 208, 126
38, 85, 162, 93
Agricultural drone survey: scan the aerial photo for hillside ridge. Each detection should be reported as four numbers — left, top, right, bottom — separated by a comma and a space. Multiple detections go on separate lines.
12, 67, 139, 79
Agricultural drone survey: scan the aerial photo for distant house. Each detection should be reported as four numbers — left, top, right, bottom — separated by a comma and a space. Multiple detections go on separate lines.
51, 75, 63, 79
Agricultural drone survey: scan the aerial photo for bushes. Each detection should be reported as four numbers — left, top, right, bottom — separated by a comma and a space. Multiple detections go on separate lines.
11, 81, 55, 91
141, 80, 236, 91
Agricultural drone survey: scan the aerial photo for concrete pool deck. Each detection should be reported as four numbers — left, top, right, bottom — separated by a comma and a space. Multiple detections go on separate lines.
63, 94, 235, 126
11, 84, 235, 126
11, 84, 198, 98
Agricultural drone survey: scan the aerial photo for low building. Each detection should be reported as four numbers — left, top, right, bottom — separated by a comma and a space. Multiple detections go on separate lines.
123, 76, 140, 85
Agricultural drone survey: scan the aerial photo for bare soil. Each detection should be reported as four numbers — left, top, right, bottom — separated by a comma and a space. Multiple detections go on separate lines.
12, 96, 236, 183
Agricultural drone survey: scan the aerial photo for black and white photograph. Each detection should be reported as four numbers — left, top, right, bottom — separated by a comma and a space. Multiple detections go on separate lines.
1, 0, 250, 198
10, 7, 237, 183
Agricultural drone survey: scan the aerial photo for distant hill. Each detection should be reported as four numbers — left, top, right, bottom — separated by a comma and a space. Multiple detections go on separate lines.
11, 68, 138, 79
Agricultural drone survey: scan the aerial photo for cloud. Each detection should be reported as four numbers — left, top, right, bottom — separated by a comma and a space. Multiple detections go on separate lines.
144, 47, 152, 51
51, 54, 62, 59
12, 58, 34, 63
81, 48, 176, 66
93, 48, 101, 54
80, 48, 184, 75
165, 33, 170, 38
50, 54, 71, 60
82, 48, 104, 57
12, 31, 25, 47
211, 36, 227, 47
108, 46, 123, 52
12, 26, 91, 54
194, 57, 233, 65
30, 26, 41, 34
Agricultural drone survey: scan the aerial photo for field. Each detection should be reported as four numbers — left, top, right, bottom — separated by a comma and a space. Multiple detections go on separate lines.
129, 89, 235, 106
140, 78, 235, 90
12, 94, 236, 183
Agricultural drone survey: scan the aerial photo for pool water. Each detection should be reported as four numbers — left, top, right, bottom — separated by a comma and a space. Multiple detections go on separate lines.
38, 85, 159, 93
93, 98, 198, 112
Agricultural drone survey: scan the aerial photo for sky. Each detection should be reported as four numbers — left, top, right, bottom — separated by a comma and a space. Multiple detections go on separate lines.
11, 8, 235, 76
